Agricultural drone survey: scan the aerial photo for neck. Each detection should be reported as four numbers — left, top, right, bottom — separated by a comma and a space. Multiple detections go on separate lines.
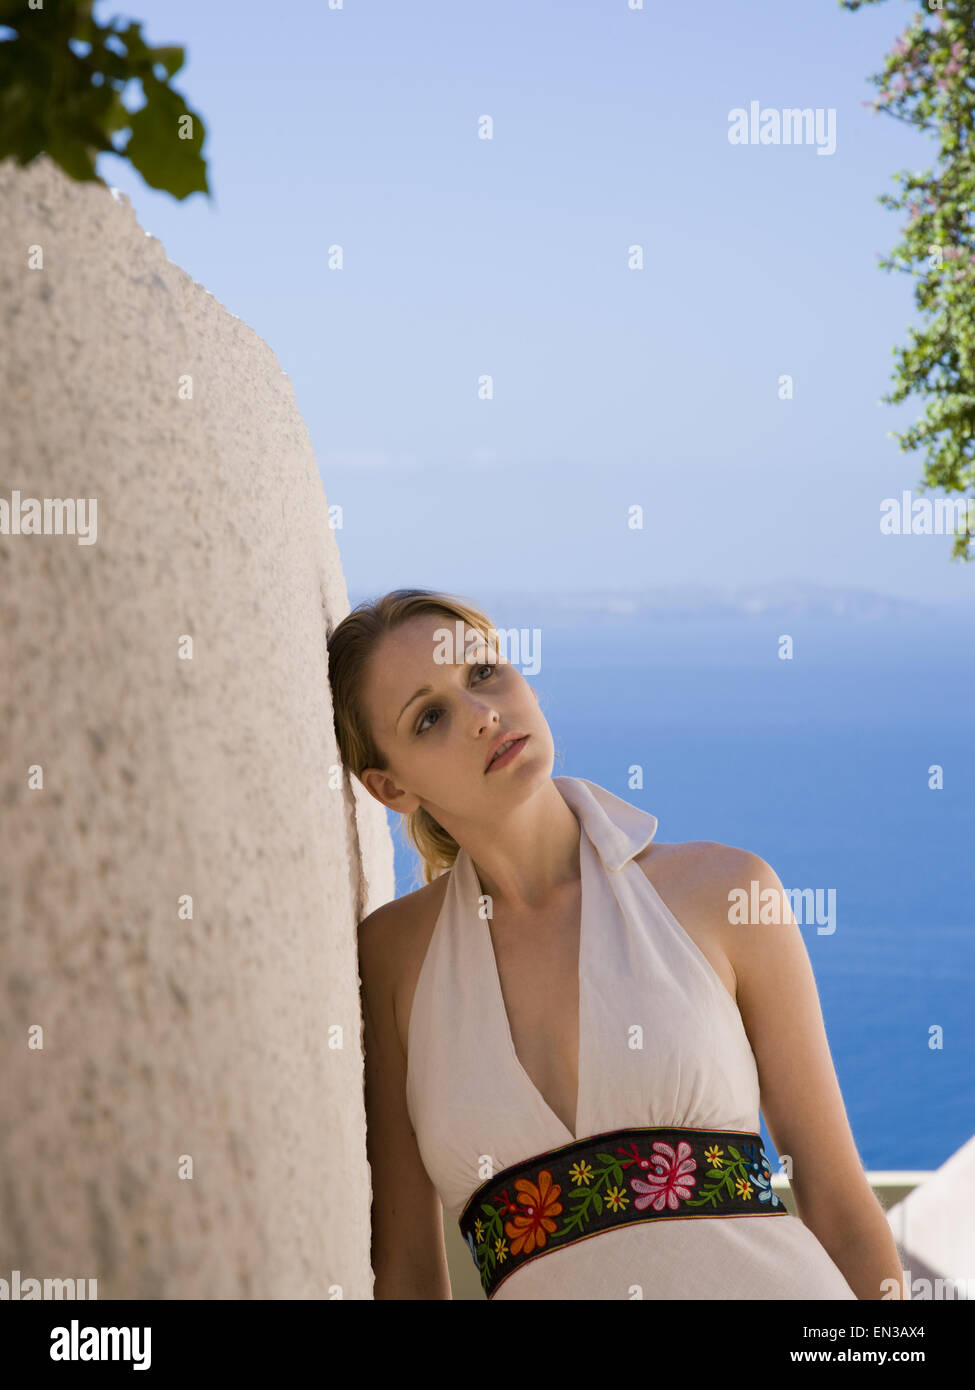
453, 779, 582, 913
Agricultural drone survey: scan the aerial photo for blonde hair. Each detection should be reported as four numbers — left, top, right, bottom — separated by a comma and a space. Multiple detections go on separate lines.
326, 587, 502, 887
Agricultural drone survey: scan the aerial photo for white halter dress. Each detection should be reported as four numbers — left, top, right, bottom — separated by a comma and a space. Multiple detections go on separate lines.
405, 776, 858, 1299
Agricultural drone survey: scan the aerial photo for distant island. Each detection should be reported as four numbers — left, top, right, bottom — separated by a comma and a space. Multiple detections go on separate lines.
348, 582, 969, 623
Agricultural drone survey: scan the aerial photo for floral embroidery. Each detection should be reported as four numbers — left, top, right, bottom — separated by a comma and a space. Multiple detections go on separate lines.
462, 1127, 786, 1297
682, 1139, 782, 1212
746, 1145, 781, 1207
505, 1170, 563, 1256
630, 1139, 698, 1212
569, 1158, 595, 1186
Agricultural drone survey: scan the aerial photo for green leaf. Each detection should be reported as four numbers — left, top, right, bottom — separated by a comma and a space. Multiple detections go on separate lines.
148, 45, 184, 79
0, 6, 210, 203
123, 75, 208, 198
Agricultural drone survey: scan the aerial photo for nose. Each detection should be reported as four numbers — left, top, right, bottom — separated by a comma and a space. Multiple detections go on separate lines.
467, 698, 501, 737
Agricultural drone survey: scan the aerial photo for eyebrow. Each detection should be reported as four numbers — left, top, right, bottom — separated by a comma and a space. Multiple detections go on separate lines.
395, 684, 433, 731
393, 642, 493, 731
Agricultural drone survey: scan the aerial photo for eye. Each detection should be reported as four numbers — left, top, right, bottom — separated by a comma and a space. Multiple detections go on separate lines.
415, 662, 496, 734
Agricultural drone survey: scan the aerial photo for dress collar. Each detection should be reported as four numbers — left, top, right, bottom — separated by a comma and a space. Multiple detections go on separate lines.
552, 776, 658, 872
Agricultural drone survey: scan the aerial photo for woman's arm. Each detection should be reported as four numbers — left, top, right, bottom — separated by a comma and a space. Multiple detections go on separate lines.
358, 901, 452, 1299
704, 846, 906, 1300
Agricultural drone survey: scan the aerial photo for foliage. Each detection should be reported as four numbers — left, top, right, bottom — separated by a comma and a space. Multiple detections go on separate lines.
0, 0, 209, 199
842, 0, 975, 559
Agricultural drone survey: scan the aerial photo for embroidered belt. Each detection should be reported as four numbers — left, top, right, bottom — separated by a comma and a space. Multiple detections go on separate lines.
458, 1125, 787, 1298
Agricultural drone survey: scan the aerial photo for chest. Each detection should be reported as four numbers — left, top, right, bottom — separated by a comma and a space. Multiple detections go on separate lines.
398, 844, 738, 1141
485, 886, 583, 1136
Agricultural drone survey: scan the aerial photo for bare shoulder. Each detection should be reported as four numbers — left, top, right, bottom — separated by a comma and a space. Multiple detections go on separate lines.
357, 875, 443, 958
631, 839, 764, 1003
636, 837, 756, 874
357, 873, 451, 1056
635, 838, 763, 899
644, 844, 882, 1248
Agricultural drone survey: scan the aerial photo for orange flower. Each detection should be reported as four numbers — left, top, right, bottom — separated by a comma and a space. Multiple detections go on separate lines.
504, 1169, 563, 1256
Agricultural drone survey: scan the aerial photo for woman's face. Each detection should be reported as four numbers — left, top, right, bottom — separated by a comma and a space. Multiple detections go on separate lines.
359, 613, 553, 819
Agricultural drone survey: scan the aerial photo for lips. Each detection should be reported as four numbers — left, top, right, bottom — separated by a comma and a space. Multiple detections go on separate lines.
485, 734, 528, 771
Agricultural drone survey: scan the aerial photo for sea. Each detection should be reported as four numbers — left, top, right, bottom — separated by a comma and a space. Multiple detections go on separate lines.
365, 585, 975, 1172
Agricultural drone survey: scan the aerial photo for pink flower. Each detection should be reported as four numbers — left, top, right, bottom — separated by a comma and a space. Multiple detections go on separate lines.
630, 1141, 698, 1213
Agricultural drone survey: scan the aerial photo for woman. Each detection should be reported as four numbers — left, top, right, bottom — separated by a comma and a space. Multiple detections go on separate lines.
327, 587, 905, 1301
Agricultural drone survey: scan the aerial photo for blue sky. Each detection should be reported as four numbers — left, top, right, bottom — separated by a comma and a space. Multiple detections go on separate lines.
92, 0, 973, 606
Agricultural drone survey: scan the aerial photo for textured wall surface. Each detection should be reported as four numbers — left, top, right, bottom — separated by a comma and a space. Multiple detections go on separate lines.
0, 155, 394, 1299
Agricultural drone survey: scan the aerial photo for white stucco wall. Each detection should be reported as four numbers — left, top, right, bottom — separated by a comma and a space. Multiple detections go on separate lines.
0, 155, 394, 1299
886, 1137, 975, 1297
